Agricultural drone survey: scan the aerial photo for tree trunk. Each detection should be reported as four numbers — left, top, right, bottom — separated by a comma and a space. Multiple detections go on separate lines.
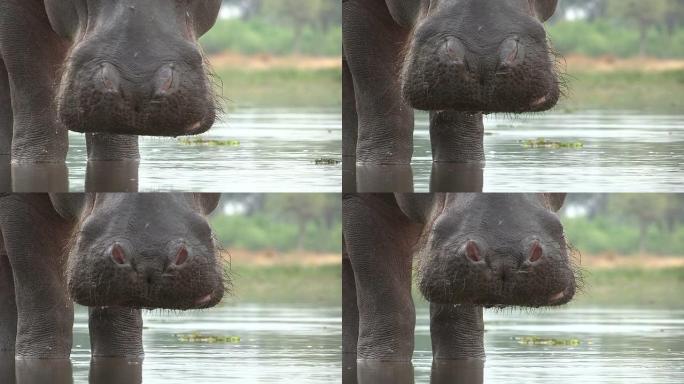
293, 25, 303, 54
296, 220, 307, 250
639, 21, 648, 57
638, 222, 648, 254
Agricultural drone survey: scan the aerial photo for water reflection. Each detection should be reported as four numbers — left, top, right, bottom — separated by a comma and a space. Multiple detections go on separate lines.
0, 109, 341, 192
348, 111, 684, 192
0, 355, 143, 384
85, 161, 139, 192
89, 358, 142, 384
8, 163, 69, 192
344, 359, 485, 384
343, 163, 485, 193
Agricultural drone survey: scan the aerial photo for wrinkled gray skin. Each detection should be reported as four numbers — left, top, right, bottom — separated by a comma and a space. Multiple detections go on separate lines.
0, 0, 220, 164
343, 0, 559, 166
0, 193, 224, 359
343, 193, 575, 361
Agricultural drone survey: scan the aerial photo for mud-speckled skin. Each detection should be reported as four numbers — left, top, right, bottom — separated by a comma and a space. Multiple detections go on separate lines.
343, 193, 574, 361
0, 193, 223, 359
343, 0, 559, 166
0, 0, 220, 164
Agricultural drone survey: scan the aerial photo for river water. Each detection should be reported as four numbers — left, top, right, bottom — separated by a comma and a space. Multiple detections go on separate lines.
411, 111, 684, 192
61, 108, 340, 192
346, 306, 684, 384
1, 304, 341, 384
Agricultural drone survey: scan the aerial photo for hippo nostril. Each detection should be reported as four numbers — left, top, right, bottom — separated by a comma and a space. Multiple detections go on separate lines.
498, 36, 524, 70
100, 63, 120, 93
529, 240, 543, 263
110, 243, 127, 265
464, 240, 481, 262
154, 64, 176, 96
174, 245, 189, 266
439, 37, 466, 66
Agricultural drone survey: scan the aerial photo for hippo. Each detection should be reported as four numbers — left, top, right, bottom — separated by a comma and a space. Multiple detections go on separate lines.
342, 193, 576, 361
343, 0, 561, 166
0, 0, 221, 164
0, 193, 225, 359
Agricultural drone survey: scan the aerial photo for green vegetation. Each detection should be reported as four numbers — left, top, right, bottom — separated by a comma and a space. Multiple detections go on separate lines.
202, 19, 340, 57
178, 137, 240, 146
549, 21, 684, 59
217, 67, 341, 108
223, 264, 340, 305
176, 332, 241, 343
211, 195, 341, 253
570, 267, 684, 308
515, 336, 582, 346
556, 69, 684, 113
564, 217, 684, 256
563, 195, 684, 255
314, 158, 341, 165
550, 0, 684, 58
520, 138, 585, 149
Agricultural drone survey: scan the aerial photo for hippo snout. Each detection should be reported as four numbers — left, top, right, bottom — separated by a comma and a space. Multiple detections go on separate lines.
400, 2, 560, 113
57, 35, 216, 137
415, 193, 577, 308
418, 234, 576, 307
67, 235, 224, 310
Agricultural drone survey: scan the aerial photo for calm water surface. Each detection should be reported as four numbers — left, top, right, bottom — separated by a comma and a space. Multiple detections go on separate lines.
74, 304, 339, 383
347, 306, 684, 384
412, 111, 684, 192
64, 108, 341, 192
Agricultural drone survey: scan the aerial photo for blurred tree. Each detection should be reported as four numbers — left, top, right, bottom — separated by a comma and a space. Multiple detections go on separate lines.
608, 194, 671, 253
554, 0, 607, 22
607, 0, 669, 56
265, 194, 340, 250
664, 0, 684, 36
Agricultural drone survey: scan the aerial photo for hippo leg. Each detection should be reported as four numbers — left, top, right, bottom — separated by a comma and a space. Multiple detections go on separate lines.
86, 134, 140, 162
84, 134, 140, 192
89, 307, 144, 358
430, 111, 485, 163
0, 196, 73, 358
0, 1, 68, 163
0, 57, 11, 157
342, 240, 359, 356
342, 57, 357, 162
0, 233, 17, 352
430, 304, 485, 360
343, 194, 416, 361
343, 0, 414, 165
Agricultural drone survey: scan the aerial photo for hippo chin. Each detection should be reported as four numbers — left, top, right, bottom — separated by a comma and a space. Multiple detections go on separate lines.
0, 193, 225, 359
343, 0, 561, 165
343, 193, 577, 361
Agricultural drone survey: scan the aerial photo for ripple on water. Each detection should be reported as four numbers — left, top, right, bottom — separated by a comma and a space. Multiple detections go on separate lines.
412, 111, 684, 192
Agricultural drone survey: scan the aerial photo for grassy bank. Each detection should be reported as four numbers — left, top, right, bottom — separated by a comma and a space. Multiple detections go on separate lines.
214, 66, 341, 108
570, 266, 684, 308
222, 264, 340, 306
207, 53, 683, 112
557, 69, 684, 113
